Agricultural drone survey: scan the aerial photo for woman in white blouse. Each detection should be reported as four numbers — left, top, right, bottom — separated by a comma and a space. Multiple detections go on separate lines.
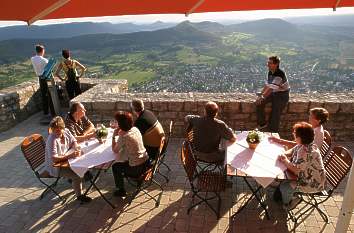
269, 107, 329, 149
45, 116, 91, 203
111, 111, 150, 197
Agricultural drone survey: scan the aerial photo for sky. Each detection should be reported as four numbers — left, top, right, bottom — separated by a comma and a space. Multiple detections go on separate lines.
1, 7, 354, 27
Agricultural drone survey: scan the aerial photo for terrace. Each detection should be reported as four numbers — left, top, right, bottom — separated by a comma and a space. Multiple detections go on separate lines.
0, 79, 353, 232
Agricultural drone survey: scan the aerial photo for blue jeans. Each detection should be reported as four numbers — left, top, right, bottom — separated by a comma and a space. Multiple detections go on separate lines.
280, 181, 296, 205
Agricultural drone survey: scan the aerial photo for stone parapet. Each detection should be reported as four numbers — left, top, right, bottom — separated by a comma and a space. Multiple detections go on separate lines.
0, 79, 42, 132
77, 92, 354, 142
1, 76, 353, 142
0, 78, 128, 132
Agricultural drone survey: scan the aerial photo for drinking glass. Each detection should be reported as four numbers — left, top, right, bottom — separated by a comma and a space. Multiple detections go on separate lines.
110, 119, 118, 129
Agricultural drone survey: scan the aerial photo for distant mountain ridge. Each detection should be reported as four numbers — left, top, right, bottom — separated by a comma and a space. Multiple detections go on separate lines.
0, 21, 176, 41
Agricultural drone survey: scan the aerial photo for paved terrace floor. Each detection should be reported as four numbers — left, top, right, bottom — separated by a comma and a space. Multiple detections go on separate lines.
0, 113, 353, 233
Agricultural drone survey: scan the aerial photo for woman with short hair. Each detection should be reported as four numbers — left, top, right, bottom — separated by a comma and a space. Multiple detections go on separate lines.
276, 122, 326, 209
111, 111, 150, 197
45, 116, 91, 203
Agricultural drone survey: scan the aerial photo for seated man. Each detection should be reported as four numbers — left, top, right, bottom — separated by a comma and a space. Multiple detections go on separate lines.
65, 102, 96, 143
131, 99, 165, 161
185, 101, 236, 163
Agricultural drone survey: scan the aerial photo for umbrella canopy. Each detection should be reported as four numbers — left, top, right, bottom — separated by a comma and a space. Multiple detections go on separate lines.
1, 0, 354, 25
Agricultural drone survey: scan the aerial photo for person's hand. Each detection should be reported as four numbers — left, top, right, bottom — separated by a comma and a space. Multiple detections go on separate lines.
86, 132, 95, 140
113, 128, 120, 137
255, 96, 264, 105
278, 154, 290, 165
268, 136, 278, 143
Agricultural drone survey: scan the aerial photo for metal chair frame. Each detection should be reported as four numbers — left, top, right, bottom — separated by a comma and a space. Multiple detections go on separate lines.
20, 134, 65, 203
126, 138, 165, 207
157, 120, 173, 183
180, 140, 226, 219
286, 146, 353, 231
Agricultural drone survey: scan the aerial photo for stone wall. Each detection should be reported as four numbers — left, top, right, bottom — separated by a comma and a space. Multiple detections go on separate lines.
1, 76, 353, 142
0, 80, 42, 132
0, 78, 128, 132
75, 92, 354, 142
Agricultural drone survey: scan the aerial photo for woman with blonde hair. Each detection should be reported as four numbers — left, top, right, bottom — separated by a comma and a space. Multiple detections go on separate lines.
45, 116, 91, 203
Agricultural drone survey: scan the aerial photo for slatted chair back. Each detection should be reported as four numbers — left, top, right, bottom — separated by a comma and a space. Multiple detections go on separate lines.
180, 140, 197, 183
320, 130, 332, 163
186, 126, 197, 152
324, 146, 352, 192
160, 121, 173, 158
21, 134, 46, 172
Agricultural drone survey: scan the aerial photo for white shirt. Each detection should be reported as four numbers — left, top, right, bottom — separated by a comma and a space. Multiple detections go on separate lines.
313, 125, 324, 149
31, 55, 48, 76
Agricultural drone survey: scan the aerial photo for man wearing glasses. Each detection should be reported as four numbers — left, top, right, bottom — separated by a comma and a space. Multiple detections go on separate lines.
255, 56, 290, 133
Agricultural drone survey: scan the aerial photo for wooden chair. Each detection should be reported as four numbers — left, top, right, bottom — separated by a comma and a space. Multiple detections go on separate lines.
126, 137, 165, 207
286, 146, 353, 231
320, 130, 332, 165
157, 120, 173, 183
180, 140, 226, 219
20, 134, 65, 203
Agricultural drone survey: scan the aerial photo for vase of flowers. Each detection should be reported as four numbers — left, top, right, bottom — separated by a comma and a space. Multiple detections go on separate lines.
96, 124, 108, 144
246, 130, 261, 149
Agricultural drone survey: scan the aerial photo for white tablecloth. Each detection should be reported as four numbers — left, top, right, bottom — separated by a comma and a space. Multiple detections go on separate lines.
68, 129, 116, 177
227, 132, 287, 188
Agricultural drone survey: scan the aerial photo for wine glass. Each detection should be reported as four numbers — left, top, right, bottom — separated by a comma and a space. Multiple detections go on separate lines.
110, 119, 118, 129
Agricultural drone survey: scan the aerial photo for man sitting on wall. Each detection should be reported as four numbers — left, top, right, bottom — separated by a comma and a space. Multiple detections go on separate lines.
185, 101, 236, 163
65, 102, 96, 143
131, 99, 165, 161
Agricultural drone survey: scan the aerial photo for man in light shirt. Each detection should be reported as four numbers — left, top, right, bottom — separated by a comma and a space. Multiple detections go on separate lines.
31, 44, 55, 117
255, 56, 290, 132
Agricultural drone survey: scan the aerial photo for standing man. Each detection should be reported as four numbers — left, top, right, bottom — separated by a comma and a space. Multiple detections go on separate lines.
256, 56, 290, 133
131, 99, 165, 161
31, 44, 55, 117
185, 101, 236, 163
65, 102, 96, 143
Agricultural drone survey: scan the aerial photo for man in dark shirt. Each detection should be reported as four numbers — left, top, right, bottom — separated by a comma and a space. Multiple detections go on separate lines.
131, 99, 165, 160
185, 101, 236, 163
65, 102, 96, 143
256, 56, 290, 133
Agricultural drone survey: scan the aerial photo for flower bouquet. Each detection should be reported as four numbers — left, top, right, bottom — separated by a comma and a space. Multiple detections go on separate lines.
96, 124, 108, 144
246, 130, 262, 149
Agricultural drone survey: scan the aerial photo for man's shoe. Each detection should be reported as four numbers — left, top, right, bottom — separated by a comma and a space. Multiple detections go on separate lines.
114, 189, 127, 197
77, 195, 92, 203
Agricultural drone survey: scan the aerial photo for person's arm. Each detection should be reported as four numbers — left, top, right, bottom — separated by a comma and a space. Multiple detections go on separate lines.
54, 63, 65, 81
75, 60, 87, 78
279, 155, 301, 176
50, 141, 80, 163
111, 128, 121, 154
269, 136, 296, 149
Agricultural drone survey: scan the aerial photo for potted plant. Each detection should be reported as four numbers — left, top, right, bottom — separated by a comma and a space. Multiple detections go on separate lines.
96, 124, 108, 144
246, 130, 261, 149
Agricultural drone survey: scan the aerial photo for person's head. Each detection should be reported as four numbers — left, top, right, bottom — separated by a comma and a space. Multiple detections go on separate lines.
293, 122, 314, 145
309, 108, 329, 127
131, 99, 144, 114
267, 56, 280, 71
69, 102, 86, 121
205, 101, 219, 118
35, 44, 45, 55
62, 49, 70, 59
49, 116, 65, 138
114, 111, 133, 131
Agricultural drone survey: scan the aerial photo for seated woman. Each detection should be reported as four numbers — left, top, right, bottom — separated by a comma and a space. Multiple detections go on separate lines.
45, 116, 91, 203
111, 111, 150, 197
270, 107, 329, 149
276, 122, 326, 208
